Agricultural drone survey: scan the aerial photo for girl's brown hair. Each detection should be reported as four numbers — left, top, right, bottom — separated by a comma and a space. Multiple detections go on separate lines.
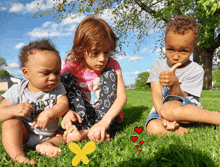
66, 15, 118, 64
166, 15, 199, 45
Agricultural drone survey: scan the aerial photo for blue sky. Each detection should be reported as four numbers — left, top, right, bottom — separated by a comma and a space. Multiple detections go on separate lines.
0, 0, 165, 86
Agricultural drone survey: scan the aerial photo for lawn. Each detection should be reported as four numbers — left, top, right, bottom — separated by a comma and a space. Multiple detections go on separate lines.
0, 89, 220, 166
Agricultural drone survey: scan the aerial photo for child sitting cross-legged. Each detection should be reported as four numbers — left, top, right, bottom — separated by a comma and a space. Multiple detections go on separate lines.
146, 15, 220, 136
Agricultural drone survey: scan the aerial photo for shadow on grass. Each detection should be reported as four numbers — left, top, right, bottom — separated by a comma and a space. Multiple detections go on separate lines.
117, 142, 215, 167
115, 105, 149, 132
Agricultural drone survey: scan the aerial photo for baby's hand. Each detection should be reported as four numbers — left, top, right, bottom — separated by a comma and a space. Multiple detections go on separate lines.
159, 63, 182, 87
31, 109, 51, 129
61, 110, 82, 130
16, 99, 34, 117
87, 121, 109, 142
161, 118, 179, 130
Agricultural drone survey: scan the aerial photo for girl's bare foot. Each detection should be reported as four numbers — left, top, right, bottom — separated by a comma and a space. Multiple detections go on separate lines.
95, 134, 111, 143
64, 125, 111, 143
14, 154, 35, 165
64, 125, 83, 143
36, 141, 61, 157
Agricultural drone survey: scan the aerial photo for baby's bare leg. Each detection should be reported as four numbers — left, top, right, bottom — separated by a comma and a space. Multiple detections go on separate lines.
146, 118, 189, 136
160, 101, 220, 125
36, 133, 65, 157
2, 119, 35, 165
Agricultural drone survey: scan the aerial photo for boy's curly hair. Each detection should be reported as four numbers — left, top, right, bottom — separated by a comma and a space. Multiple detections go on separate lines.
66, 14, 118, 65
18, 39, 59, 68
166, 15, 199, 44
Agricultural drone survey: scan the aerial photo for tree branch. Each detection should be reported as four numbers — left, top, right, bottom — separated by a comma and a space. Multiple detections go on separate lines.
214, 7, 220, 16
134, 0, 169, 22
149, 0, 164, 8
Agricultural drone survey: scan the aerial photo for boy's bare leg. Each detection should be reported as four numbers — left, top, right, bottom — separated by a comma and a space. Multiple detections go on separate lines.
64, 125, 110, 143
160, 101, 220, 125
2, 119, 35, 165
36, 133, 65, 157
146, 119, 189, 136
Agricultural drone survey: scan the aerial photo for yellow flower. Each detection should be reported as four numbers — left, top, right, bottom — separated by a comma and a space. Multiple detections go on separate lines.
69, 141, 96, 166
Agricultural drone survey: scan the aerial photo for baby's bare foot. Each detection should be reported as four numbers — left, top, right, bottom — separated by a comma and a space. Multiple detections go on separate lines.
14, 154, 35, 165
65, 125, 83, 143
36, 142, 61, 157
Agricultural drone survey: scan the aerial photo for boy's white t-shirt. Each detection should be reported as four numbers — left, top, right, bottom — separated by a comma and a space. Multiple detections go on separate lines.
147, 59, 204, 113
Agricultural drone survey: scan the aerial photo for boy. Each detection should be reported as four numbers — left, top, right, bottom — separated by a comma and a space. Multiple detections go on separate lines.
0, 39, 69, 165
146, 15, 220, 136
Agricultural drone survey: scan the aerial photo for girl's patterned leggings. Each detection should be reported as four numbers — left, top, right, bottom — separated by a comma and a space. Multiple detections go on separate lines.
60, 68, 119, 134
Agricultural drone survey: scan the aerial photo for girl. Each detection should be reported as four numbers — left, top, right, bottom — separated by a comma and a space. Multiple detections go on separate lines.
60, 15, 127, 143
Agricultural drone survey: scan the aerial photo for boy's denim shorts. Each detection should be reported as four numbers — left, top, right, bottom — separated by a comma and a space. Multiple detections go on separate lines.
145, 95, 196, 131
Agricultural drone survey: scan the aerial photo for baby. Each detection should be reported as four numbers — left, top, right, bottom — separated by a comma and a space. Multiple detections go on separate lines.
0, 39, 69, 165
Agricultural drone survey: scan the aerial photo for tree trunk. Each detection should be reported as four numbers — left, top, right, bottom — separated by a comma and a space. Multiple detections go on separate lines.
193, 46, 214, 90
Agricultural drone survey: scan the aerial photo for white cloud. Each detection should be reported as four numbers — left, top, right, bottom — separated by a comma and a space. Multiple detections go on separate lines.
9, 3, 24, 12
25, 0, 48, 13
123, 71, 142, 76
99, 9, 114, 25
132, 71, 141, 75
61, 15, 84, 25
28, 14, 83, 38
7, 63, 20, 69
123, 70, 150, 77
115, 55, 127, 61
10, 70, 23, 78
151, 47, 165, 55
0, 7, 7, 11
129, 56, 143, 63
141, 48, 148, 53
15, 43, 25, 49
28, 28, 49, 37
8, 0, 59, 13
42, 21, 51, 28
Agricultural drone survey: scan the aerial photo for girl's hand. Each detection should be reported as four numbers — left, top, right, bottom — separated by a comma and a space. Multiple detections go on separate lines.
87, 120, 110, 142
31, 109, 51, 129
159, 63, 181, 87
61, 109, 82, 130
161, 118, 179, 130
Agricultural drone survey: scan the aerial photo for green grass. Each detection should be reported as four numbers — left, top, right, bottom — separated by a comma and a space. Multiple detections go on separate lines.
0, 89, 220, 166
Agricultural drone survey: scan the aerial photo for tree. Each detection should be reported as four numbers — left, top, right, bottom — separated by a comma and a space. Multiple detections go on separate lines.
0, 57, 7, 67
0, 69, 10, 77
135, 71, 150, 89
212, 68, 220, 89
0, 57, 10, 77
36, 0, 220, 90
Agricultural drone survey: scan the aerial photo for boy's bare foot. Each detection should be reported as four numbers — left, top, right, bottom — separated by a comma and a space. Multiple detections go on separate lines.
36, 141, 61, 157
14, 154, 35, 165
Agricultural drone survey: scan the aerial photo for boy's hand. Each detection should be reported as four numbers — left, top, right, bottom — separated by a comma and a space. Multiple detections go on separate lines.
16, 99, 34, 117
31, 109, 51, 129
87, 120, 109, 142
161, 118, 179, 130
159, 63, 182, 87
61, 110, 82, 130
